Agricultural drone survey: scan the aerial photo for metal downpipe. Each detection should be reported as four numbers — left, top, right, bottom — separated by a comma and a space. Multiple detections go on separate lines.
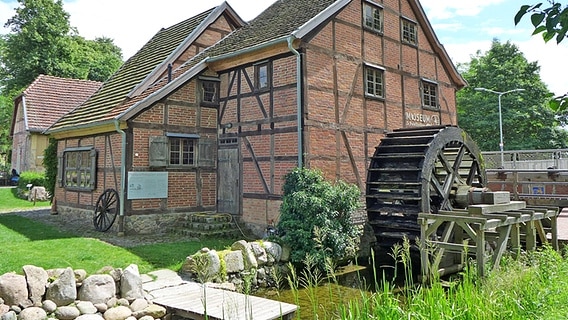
114, 120, 126, 234
288, 36, 303, 168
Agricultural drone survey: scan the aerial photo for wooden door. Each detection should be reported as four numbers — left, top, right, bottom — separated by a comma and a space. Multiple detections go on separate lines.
218, 146, 240, 214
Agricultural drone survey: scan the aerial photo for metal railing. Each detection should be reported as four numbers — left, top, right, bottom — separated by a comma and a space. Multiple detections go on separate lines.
482, 149, 568, 207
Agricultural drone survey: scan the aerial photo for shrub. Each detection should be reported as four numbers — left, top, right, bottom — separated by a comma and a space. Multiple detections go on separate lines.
43, 138, 58, 201
17, 171, 46, 189
276, 167, 362, 272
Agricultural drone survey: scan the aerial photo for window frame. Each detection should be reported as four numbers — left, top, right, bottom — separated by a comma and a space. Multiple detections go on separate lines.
199, 78, 220, 106
401, 18, 418, 46
62, 147, 96, 191
254, 61, 271, 91
421, 79, 439, 109
364, 63, 386, 99
363, 1, 384, 34
166, 133, 199, 167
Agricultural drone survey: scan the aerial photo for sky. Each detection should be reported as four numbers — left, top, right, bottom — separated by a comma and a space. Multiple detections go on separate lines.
0, 0, 566, 96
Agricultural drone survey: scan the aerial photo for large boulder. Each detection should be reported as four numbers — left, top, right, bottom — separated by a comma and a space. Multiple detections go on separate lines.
78, 274, 116, 304
250, 242, 268, 266
223, 250, 244, 274
262, 242, 282, 264
23, 265, 48, 305
120, 265, 144, 300
231, 240, 258, 269
46, 267, 77, 306
76, 301, 98, 315
103, 306, 132, 320
55, 306, 81, 320
0, 273, 28, 306
16, 307, 46, 320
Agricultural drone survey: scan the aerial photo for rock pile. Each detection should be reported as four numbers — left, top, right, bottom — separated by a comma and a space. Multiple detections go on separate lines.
181, 240, 289, 290
0, 264, 166, 320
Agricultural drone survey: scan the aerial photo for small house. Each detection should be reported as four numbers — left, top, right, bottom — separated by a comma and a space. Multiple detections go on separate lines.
10, 75, 102, 173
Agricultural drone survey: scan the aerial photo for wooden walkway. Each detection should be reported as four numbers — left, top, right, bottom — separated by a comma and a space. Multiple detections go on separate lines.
142, 269, 297, 320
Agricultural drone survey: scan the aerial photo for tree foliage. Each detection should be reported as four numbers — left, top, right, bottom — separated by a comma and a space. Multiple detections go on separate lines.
516, 2, 568, 112
0, 0, 123, 168
276, 168, 362, 272
457, 40, 568, 151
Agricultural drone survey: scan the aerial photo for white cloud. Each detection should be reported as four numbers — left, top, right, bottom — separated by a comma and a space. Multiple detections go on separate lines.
420, 0, 506, 20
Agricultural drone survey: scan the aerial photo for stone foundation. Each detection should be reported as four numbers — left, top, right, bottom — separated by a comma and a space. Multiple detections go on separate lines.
56, 206, 215, 235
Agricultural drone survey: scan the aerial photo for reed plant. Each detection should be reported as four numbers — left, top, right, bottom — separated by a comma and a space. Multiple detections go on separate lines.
282, 241, 568, 319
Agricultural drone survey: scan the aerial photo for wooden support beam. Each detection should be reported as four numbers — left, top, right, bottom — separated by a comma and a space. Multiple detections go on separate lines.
491, 225, 512, 270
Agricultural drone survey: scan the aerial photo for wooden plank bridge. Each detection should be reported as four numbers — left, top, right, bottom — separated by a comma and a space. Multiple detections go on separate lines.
142, 269, 297, 320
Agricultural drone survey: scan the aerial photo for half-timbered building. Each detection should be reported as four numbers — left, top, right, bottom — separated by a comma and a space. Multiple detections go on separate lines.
47, 0, 465, 236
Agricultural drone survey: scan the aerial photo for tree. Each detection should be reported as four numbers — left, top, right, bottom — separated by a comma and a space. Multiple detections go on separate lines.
515, 2, 568, 112
1, 0, 123, 95
0, 0, 123, 169
457, 40, 568, 151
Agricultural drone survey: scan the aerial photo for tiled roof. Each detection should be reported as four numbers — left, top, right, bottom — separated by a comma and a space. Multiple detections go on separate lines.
49, 6, 218, 132
19, 75, 102, 132
116, 0, 342, 120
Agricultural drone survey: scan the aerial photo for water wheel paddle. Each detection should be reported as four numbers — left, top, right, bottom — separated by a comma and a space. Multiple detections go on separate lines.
93, 188, 119, 232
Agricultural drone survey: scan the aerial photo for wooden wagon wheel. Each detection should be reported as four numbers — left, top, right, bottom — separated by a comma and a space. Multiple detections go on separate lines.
93, 188, 119, 232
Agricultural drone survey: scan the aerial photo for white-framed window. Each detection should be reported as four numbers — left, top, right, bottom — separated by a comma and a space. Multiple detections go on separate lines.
169, 137, 196, 166
61, 147, 96, 190
255, 61, 271, 91
401, 18, 417, 45
363, 1, 383, 34
149, 133, 215, 168
364, 64, 385, 99
421, 80, 438, 109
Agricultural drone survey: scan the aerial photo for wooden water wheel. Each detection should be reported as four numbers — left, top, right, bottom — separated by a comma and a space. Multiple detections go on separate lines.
366, 125, 487, 262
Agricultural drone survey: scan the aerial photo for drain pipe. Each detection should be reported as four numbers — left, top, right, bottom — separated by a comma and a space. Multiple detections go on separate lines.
114, 120, 126, 235
288, 36, 303, 168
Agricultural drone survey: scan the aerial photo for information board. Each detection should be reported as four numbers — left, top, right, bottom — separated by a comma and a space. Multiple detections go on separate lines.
127, 172, 168, 199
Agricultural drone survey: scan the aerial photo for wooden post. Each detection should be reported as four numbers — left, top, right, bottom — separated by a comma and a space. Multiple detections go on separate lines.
474, 223, 485, 277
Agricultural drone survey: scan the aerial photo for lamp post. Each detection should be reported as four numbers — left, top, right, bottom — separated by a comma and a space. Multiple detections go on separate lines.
474, 87, 525, 167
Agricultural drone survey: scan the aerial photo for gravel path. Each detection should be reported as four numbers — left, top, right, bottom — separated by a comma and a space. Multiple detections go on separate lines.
0, 207, 187, 247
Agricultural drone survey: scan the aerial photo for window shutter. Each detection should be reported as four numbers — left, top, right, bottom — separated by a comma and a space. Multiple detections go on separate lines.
89, 149, 97, 190
198, 138, 215, 167
149, 136, 168, 167
57, 153, 64, 187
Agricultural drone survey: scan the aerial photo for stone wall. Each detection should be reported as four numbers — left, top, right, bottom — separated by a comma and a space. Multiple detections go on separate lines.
0, 264, 166, 320
181, 240, 289, 291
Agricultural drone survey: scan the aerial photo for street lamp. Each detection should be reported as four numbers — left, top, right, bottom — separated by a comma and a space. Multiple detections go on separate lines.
474, 87, 525, 167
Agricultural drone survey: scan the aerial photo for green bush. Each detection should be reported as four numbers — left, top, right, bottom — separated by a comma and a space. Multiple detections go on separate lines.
276, 167, 362, 271
43, 138, 58, 201
17, 171, 46, 189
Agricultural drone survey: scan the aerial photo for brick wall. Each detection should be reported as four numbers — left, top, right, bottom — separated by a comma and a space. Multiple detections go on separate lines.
233, 0, 461, 235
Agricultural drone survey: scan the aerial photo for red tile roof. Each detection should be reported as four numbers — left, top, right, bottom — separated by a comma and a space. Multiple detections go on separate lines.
20, 75, 102, 132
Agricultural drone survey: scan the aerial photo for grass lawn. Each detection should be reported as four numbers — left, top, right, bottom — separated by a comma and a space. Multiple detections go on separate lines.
0, 187, 50, 211
0, 186, 236, 274
0, 214, 235, 275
